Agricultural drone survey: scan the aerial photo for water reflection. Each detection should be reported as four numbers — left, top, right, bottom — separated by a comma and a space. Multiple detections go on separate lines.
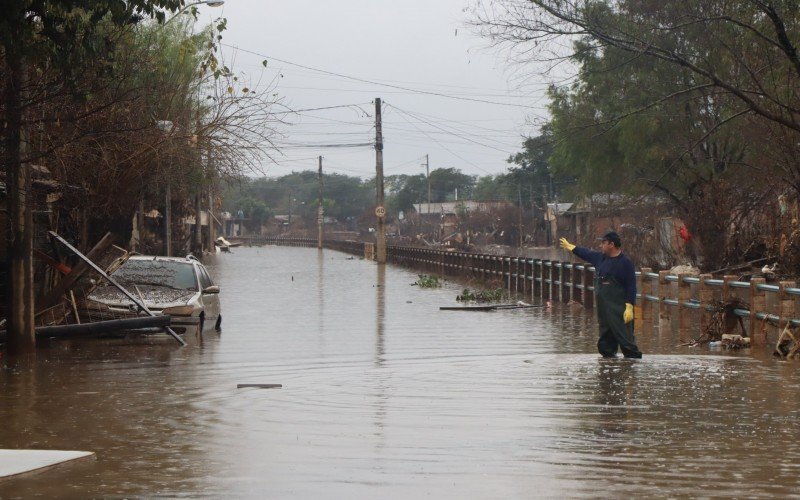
593, 359, 637, 439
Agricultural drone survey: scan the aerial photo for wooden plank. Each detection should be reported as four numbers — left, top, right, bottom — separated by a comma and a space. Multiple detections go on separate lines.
38, 232, 115, 311
237, 384, 282, 389
439, 304, 544, 311
0, 315, 173, 342
0, 450, 94, 481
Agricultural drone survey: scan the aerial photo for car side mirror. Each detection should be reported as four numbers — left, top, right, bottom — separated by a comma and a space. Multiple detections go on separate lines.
202, 285, 220, 294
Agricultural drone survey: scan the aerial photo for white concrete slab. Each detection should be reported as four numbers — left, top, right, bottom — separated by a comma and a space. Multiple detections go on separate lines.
0, 449, 95, 481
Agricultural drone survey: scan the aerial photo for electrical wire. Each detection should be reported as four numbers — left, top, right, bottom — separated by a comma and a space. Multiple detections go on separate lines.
222, 44, 537, 109
386, 103, 517, 153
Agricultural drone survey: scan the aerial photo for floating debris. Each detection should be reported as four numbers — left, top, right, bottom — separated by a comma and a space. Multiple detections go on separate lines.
237, 384, 282, 389
412, 274, 442, 288
681, 298, 748, 347
456, 287, 506, 303
440, 301, 543, 312
721, 334, 750, 349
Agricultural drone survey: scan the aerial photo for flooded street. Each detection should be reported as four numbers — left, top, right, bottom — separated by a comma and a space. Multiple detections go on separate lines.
2, 245, 800, 497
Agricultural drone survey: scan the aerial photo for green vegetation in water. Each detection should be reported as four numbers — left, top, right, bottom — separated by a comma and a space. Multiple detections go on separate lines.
457, 288, 507, 303
412, 274, 442, 288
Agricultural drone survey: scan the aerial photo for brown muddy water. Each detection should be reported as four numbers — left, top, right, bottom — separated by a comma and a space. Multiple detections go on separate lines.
2, 245, 800, 498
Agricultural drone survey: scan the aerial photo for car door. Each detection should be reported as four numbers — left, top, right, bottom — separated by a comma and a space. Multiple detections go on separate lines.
196, 263, 220, 324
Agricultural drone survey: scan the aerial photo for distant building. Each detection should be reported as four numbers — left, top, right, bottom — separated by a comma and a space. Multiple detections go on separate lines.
412, 200, 512, 215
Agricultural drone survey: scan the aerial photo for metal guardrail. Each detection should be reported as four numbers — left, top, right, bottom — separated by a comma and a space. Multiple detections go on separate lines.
249, 237, 798, 351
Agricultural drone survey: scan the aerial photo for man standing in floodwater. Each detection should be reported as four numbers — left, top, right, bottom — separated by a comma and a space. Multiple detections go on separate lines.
559, 231, 643, 359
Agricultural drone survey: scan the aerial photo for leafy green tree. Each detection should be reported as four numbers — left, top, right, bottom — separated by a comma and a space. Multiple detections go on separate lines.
473, 175, 514, 202
428, 168, 476, 202
544, 35, 763, 269
386, 174, 427, 213
221, 171, 373, 225
477, 0, 791, 270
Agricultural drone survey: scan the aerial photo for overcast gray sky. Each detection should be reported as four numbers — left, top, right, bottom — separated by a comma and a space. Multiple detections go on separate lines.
206, 0, 551, 180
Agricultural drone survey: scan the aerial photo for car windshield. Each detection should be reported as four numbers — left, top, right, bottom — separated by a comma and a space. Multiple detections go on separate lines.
112, 260, 198, 291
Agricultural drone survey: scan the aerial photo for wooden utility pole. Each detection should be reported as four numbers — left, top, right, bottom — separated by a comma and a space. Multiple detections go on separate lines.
194, 190, 202, 255
425, 154, 431, 214
208, 185, 215, 252
318, 155, 323, 249
375, 98, 386, 263
518, 185, 523, 248
165, 181, 172, 256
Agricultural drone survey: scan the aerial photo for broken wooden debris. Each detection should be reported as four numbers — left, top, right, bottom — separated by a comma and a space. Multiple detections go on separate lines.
0, 315, 172, 343
721, 334, 751, 349
237, 384, 283, 389
774, 323, 800, 359
440, 303, 544, 311
49, 231, 187, 347
39, 232, 115, 311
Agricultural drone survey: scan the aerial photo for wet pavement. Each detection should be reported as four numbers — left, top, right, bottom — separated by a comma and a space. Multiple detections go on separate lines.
2, 245, 800, 497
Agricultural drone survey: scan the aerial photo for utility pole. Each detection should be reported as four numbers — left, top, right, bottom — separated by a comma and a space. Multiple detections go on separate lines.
208, 183, 215, 252
518, 185, 523, 248
165, 181, 171, 256
375, 98, 386, 263
317, 155, 323, 249
543, 184, 550, 246
194, 189, 202, 255
425, 153, 431, 214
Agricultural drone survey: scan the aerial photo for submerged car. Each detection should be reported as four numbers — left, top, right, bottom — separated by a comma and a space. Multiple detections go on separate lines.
83, 255, 221, 333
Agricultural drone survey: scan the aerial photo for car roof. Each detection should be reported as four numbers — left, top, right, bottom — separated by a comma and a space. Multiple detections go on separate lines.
127, 255, 199, 265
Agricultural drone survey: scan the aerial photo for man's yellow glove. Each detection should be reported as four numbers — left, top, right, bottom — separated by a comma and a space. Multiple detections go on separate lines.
624, 303, 634, 323
559, 237, 575, 252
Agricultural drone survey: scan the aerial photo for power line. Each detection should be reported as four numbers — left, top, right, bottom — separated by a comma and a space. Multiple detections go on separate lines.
386, 103, 516, 154
222, 44, 538, 109
387, 104, 493, 175
275, 142, 374, 149
273, 102, 372, 115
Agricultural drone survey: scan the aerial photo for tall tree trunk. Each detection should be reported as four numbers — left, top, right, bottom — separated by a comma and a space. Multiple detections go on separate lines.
3, 51, 36, 355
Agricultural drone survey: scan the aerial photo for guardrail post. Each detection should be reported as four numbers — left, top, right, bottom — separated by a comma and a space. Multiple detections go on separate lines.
749, 277, 767, 346
698, 273, 713, 341
658, 271, 671, 336
542, 261, 551, 302
582, 265, 593, 309
524, 259, 532, 298
561, 263, 570, 303
554, 262, 562, 302
505, 257, 511, 292
721, 275, 738, 335
640, 268, 653, 335
570, 264, 579, 304
678, 273, 692, 343
533, 260, 542, 301
634, 270, 643, 331
779, 281, 795, 343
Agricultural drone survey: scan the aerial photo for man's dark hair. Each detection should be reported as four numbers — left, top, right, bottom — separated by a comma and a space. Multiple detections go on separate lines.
601, 231, 621, 248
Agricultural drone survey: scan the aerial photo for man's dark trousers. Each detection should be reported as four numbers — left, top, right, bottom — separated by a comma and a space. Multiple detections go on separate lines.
595, 278, 642, 358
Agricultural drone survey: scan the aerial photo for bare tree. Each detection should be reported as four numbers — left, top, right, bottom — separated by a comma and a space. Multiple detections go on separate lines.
474, 0, 800, 133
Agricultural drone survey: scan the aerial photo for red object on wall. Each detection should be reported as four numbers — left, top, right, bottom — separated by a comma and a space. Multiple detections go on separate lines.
679, 225, 691, 242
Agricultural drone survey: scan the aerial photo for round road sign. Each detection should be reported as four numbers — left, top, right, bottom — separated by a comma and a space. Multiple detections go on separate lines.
375, 205, 386, 218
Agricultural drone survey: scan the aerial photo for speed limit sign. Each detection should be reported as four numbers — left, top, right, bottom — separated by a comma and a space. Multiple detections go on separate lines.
375, 205, 386, 218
